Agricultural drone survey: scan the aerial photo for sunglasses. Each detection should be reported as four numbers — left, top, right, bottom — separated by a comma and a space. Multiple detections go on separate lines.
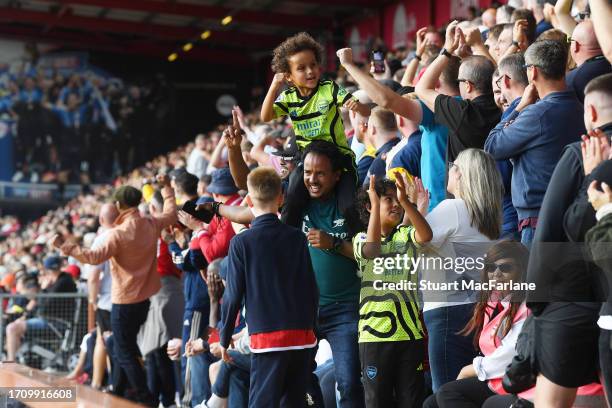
484, 262, 517, 274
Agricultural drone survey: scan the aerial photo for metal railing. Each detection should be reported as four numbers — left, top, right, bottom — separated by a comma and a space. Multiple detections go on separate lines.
0, 293, 88, 373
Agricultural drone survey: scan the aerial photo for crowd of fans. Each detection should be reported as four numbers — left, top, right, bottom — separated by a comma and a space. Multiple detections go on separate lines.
1, 0, 612, 407
0, 67, 171, 184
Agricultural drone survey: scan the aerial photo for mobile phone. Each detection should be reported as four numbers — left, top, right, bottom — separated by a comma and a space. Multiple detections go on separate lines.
182, 199, 214, 223
372, 51, 385, 73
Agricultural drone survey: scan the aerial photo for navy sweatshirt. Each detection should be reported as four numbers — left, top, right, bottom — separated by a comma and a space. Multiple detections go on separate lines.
484, 90, 585, 221
168, 242, 209, 313
220, 213, 319, 349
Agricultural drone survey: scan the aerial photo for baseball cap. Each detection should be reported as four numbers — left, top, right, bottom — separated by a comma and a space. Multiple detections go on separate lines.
64, 264, 81, 280
43, 256, 62, 271
271, 135, 298, 161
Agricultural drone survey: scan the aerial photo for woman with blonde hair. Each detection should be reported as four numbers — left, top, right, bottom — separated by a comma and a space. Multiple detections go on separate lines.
420, 148, 504, 391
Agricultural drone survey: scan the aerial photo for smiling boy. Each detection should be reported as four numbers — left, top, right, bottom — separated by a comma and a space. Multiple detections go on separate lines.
261, 32, 370, 228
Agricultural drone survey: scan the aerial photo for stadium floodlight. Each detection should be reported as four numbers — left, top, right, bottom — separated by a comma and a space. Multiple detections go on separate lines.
168, 53, 178, 62
201, 30, 211, 40
183, 43, 193, 52
221, 15, 232, 25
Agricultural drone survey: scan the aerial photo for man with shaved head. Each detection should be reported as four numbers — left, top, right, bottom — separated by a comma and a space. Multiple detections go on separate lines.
87, 202, 119, 389
567, 19, 612, 103
482, 8, 497, 29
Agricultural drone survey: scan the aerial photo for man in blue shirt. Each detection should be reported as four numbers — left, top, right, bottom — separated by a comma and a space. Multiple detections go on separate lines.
495, 53, 531, 238
485, 40, 586, 247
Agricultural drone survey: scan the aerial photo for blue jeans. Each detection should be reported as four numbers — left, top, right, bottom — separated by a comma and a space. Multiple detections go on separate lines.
145, 346, 177, 407
423, 303, 476, 392
181, 309, 212, 406
520, 226, 535, 250
318, 302, 364, 408
212, 350, 251, 398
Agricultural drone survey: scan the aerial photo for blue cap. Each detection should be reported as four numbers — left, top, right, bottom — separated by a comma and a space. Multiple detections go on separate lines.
43, 256, 62, 271
207, 168, 238, 195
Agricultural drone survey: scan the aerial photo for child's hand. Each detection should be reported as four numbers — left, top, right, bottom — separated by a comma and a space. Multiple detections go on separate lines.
336, 48, 354, 66
394, 171, 411, 204
367, 175, 379, 207
272, 73, 286, 86
414, 177, 430, 216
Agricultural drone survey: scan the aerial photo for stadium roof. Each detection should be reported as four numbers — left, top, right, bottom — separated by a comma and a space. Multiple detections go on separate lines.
0, 0, 394, 63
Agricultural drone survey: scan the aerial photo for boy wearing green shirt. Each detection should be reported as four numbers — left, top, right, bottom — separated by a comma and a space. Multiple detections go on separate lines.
353, 175, 432, 408
261, 32, 370, 227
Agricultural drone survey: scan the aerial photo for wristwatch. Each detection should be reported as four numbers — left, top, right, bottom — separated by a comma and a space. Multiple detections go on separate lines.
511, 40, 520, 48
439, 48, 452, 58
332, 236, 343, 252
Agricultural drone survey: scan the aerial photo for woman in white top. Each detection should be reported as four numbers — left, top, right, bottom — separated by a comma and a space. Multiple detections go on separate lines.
420, 148, 504, 391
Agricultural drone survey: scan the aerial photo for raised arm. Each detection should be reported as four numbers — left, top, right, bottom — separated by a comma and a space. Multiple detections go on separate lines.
53, 233, 118, 266
153, 175, 178, 229
464, 27, 497, 66
250, 134, 274, 167
396, 173, 432, 244
554, 0, 577, 36
416, 21, 460, 111
261, 73, 286, 122
401, 28, 428, 87
590, 0, 612, 64
225, 109, 250, 190
361, 175, 382, 259
337, 48, 423, 123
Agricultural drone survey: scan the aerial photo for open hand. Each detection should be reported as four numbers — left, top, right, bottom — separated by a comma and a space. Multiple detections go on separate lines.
367, 175, 379, 208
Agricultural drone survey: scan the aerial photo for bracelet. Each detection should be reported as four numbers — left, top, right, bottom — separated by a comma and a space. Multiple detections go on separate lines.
439, 48, 452, 58
414, 54, 422, 61
511, 41, 520, 48
212, 201, 222, 217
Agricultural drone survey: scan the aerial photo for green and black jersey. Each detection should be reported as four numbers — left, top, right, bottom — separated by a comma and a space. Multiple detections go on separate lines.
353, 226, 424, 343
273, 80, 355, 158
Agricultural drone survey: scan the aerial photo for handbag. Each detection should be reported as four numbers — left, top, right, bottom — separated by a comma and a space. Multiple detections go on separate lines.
502, 314, 537, 394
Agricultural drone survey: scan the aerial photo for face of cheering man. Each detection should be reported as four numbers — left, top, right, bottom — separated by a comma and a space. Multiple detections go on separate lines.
303, 152, 340, 200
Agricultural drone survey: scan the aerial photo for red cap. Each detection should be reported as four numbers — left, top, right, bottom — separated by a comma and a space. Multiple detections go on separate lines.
64, 264, 81, 279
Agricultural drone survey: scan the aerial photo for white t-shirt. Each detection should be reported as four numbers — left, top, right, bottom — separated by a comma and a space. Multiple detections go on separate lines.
91, 230, 112, 312
421, 199, 494, 312
186, 149, 209, 179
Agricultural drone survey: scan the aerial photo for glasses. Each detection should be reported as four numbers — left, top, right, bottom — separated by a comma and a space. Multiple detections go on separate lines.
457, 78, 469, 84
495, 74, 510, 89
522, 63, 537, 70
484, 262, 517, 274
448, 161, 456, 169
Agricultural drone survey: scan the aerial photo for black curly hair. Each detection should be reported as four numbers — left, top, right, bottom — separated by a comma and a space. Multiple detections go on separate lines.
356, 178, 399, 227
271, 32, 324, 74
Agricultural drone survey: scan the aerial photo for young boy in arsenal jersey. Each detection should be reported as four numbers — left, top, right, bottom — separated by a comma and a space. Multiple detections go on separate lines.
219, 167, 319, 407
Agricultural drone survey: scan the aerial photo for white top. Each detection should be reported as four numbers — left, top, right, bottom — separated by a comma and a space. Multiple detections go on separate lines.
186, 149, 209, 179
473, 315, 526, 380
421, 199, 494, 312
92, 230, 112, 312
385, 137, 408, 172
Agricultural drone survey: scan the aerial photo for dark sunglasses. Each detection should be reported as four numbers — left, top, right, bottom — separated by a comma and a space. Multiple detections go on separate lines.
484, 262, 517, 274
